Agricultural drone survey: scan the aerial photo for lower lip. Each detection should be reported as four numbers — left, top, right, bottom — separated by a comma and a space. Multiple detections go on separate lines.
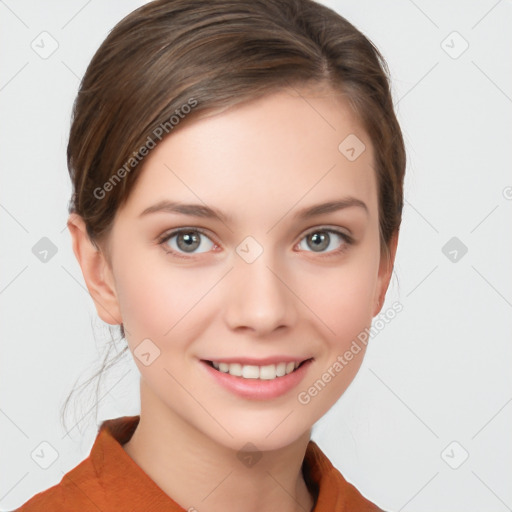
200, 359, 313, 400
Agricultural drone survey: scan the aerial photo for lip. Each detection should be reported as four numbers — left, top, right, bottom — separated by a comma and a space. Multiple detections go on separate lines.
199, 357, 314, 400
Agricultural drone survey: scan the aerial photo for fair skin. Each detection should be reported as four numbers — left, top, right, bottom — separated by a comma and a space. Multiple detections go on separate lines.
68, 86, 398, 512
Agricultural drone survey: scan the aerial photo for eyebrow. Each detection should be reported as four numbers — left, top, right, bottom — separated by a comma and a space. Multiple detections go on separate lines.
138, 197, 368, 223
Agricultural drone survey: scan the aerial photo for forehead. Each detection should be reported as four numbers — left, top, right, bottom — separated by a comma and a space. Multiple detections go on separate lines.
118, 87, 377, 223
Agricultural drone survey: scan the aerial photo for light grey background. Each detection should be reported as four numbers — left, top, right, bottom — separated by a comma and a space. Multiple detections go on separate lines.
1, 1, 511, 511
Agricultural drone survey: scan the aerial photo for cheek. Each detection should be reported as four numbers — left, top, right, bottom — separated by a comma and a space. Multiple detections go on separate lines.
113, 248, 199, 339
296, 257, 378, 347
113, 258, 203, 385
293, 264, 377, 415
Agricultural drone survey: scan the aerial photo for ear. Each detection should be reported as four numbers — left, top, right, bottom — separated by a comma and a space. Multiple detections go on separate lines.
373, 229, 399, 317
67, 213, 122, 325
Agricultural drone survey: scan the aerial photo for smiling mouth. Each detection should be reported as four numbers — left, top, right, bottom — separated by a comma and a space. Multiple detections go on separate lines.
203, 358, 313, 380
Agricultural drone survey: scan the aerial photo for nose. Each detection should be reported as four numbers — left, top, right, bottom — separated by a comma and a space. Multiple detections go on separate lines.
223, 249, 298, 336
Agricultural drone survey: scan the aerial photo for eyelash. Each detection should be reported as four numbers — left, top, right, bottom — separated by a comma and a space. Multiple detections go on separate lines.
157, 226, 354, 260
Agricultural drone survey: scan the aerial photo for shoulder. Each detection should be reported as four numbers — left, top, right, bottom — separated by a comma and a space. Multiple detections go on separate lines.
11, 415, 167, 512
12, 455, 106, 512
12, 416, 141, 512
305, 440, 388, 512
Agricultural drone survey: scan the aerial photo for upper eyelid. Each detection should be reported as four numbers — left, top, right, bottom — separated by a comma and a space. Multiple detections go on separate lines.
160, 226, 216, 243
302, 225, 351, 238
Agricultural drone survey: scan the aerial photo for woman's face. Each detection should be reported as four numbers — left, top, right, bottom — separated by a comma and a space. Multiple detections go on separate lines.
88, 87, 395, 450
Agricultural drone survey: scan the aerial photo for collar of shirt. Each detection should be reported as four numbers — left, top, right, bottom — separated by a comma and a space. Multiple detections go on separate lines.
16, 415, 385, 511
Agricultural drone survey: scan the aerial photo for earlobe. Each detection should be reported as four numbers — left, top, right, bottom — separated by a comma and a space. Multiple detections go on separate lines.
67, 213, 122, 326
373, 230, 399, 317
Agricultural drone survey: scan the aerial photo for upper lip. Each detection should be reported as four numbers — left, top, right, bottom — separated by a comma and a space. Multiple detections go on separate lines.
201, 356, 313, 366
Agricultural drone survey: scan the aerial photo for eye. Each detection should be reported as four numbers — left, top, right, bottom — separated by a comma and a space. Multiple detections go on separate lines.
158, 228, 216, 258
297, 227, 353, 256
157, 226, 353, 259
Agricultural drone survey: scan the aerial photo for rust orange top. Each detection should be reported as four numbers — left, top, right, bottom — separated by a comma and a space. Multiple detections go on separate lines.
15, 415, 385, 511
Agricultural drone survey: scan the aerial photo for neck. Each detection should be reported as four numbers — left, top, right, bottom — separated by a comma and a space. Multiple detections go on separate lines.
122, 379, 315, 512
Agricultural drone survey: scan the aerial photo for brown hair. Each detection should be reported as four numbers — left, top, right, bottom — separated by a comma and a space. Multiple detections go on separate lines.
61, 0, 406, 433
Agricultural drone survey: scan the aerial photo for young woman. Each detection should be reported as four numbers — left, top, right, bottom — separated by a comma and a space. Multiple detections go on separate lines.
16, 0, 405, 510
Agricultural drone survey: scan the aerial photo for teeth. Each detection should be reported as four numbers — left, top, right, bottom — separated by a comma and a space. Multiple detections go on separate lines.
242, 365, 259, 379
210, 360, 303, 380
276, 362, 287, 377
